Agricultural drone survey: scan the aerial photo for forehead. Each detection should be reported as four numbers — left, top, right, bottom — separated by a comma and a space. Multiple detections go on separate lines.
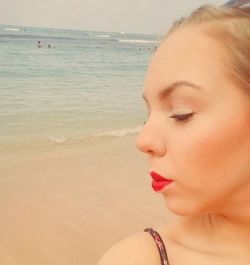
144, 26, 228, 96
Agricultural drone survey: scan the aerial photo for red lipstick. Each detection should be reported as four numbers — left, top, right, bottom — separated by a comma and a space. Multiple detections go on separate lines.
150, 171, 173, 192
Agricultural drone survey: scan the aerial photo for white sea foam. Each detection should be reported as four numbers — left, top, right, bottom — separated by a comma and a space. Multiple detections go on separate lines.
49, 136, 67, 144
117, 39, 159, 44
4, 28, 20, 31
94, 126, 142, 138
97, 34, 110, 38
47, 126, 142, 147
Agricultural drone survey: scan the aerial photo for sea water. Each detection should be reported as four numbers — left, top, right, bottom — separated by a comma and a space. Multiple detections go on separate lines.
0, 25, 161, 150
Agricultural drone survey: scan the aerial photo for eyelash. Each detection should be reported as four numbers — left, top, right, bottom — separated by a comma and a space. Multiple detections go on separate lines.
143, 112, 194, 124
169, 112, 194, 122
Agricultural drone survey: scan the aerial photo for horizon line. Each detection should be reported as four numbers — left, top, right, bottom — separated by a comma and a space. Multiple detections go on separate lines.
0, 22, 162, 36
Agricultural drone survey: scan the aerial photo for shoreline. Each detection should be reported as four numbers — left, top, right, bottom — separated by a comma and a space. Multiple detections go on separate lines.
0, 125, 143, 153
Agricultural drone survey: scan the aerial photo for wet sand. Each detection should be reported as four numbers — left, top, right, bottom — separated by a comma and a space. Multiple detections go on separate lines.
0, 135, 175, 265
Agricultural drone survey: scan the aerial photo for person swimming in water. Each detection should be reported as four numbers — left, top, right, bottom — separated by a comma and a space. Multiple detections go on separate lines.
37, 41, 42, 48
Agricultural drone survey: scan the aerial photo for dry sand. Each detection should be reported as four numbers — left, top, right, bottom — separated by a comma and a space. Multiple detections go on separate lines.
0, 135, 176, 265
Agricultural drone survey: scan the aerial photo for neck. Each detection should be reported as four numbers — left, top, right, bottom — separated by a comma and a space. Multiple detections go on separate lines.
201, 182, 250, 248
199, 213, 250, 238
180, 212, 250, 255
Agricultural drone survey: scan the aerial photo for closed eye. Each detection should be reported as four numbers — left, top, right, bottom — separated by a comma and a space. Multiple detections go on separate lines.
143, 112, 194, 125
169, 112, 194, 122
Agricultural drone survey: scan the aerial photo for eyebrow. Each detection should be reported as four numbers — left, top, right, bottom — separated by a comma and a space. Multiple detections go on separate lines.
142, 80, 203, 103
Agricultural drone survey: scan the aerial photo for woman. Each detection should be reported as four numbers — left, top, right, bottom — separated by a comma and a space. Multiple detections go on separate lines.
98, 1, 250, 264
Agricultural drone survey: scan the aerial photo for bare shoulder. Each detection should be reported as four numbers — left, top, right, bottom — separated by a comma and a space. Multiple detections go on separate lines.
97, 229, 162, 265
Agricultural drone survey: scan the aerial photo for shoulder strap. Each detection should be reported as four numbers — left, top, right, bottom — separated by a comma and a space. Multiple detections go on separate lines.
144, 227, 170, 265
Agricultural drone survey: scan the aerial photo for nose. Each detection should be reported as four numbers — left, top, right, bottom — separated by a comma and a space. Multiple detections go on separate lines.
136, 119, 166, 157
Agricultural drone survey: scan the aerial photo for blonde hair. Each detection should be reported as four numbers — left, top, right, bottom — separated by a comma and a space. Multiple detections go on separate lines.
166, 5, 250, 94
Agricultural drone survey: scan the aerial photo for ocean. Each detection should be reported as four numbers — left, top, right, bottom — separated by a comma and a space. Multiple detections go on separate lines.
0, 24, 162, 151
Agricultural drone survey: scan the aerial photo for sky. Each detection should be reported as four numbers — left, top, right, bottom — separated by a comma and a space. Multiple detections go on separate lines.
0, 0, 225, 34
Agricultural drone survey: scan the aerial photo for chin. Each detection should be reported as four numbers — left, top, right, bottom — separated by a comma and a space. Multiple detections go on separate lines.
163, 197, 211, 217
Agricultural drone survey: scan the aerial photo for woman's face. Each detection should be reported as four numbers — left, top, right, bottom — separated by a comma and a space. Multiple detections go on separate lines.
136, 26, 250, 216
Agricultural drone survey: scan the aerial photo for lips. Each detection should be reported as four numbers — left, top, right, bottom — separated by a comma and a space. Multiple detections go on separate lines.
150, 171, 173, 192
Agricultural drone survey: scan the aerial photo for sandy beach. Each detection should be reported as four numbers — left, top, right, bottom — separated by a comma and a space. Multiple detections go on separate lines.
0, 135, 175, 265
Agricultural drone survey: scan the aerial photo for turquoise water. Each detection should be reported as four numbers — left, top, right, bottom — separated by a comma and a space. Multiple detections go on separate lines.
0, 25, 161, 150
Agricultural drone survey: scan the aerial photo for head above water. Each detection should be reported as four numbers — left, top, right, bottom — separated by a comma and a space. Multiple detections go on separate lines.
136, 2, 250, 218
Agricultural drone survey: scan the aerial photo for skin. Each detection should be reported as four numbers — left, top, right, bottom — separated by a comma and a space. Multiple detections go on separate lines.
98, 25, 250, 265
137, 25, 250, 220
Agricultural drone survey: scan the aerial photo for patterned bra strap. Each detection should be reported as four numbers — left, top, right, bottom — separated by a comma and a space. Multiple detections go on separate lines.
144, 227, 170, 265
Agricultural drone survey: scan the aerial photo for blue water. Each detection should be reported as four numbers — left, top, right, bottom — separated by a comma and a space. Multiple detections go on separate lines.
0, 24, 161, 150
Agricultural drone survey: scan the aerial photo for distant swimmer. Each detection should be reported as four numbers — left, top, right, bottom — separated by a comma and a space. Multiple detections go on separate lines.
37, 41, 42, 48
48, 44, 56, 48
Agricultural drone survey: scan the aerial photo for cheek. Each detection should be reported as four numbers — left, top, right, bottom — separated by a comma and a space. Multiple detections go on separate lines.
171, 114, 250, 190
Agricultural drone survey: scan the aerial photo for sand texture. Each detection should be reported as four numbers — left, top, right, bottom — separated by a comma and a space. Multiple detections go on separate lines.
0, 135, 175, 265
